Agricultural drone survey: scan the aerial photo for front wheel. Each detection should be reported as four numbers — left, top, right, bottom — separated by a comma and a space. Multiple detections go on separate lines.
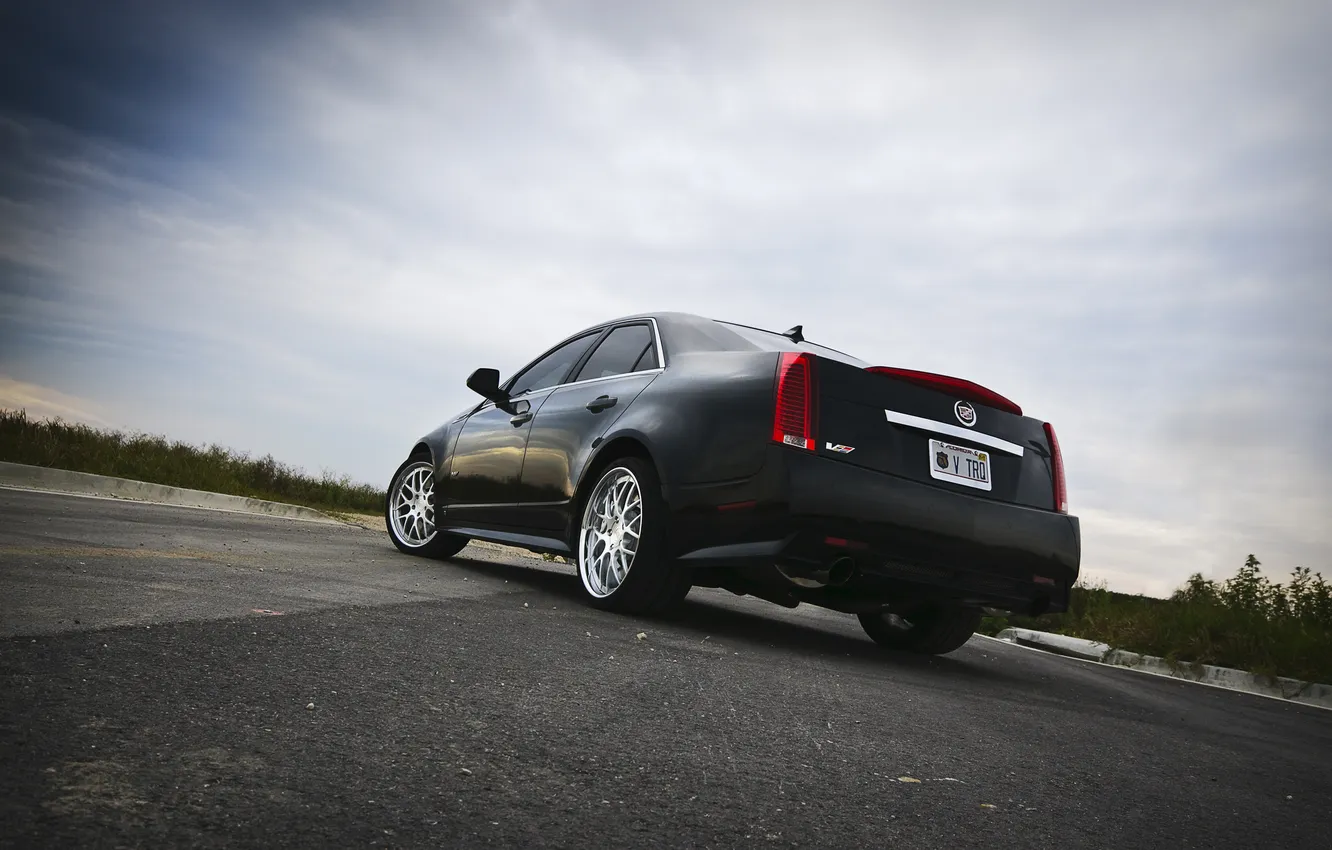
575, 457, 689, 614
385, 455, 468, 559
858, 605, 981, 655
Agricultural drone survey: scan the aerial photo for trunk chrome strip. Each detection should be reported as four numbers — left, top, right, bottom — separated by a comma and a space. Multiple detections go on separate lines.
882, 409, 1026, 457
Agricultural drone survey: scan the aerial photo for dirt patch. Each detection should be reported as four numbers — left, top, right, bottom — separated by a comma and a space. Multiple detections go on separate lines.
44, 759, 146, 816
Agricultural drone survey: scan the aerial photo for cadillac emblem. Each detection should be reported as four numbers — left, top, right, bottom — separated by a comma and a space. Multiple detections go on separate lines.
954, 400, 977, 427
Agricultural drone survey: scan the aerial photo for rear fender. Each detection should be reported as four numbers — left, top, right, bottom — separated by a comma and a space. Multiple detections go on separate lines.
614, 351, 780, 492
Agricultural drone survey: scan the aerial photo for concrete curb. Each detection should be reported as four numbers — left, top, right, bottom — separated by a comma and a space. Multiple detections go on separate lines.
993, 628, 1111, 662
1101, 649, 1332, 708
991, 627, 1332, 709
0, 461, 342, 525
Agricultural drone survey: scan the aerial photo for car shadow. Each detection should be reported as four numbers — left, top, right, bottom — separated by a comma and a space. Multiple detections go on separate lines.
441, 552, 1017, 684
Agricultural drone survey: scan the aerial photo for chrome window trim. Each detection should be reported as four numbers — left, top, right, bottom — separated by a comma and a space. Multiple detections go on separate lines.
559, 367, 665, 391
508, 368, 665, 401
883, 409, 1026, 457
649, 316, 666, 370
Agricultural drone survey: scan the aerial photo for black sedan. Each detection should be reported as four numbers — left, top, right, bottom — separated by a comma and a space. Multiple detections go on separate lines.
386, 313, 1079, 654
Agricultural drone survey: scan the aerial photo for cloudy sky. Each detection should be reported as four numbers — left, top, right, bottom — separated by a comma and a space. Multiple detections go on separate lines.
2, 0, 1328, 595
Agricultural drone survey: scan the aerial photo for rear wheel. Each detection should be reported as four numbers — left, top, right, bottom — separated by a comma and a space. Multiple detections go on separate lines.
858, 604, 981, 655
385, 455, 468, 559
575, 456, 689, 614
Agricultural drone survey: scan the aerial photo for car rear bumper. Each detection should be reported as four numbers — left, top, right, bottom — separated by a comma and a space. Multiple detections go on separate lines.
671, 447, 1081, 613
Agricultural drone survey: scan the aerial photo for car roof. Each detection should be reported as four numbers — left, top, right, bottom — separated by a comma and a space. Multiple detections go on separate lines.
594, 312, 865, 365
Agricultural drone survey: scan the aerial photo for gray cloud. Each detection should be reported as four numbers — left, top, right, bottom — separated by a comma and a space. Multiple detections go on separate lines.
2, 0, 1329, 594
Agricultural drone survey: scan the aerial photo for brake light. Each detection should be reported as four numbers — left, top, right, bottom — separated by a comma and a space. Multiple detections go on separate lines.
866, 366, 1022, 416
1043, 422, 1067, 514
773, 352, 817, 451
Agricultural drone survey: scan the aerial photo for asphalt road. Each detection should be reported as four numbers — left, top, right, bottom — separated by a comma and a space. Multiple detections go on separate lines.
1, 487, 1328, 849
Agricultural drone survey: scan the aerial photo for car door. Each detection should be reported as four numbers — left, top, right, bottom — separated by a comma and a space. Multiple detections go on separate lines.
514, 321, 663, 531
441, 331, 600, 526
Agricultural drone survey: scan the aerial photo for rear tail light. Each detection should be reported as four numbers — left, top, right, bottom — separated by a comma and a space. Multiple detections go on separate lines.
1043, 422, 1067, 514
866, 366, 1023, 416
773, 352, 817, 451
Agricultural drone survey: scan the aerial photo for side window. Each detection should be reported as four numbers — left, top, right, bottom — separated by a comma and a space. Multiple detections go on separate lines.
508, 333, 600, 397
573, 324, 657, 382
632, 340, 659, 371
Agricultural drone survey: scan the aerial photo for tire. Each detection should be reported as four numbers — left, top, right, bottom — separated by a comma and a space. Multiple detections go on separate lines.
385, 454, 468, 559
857, 605, 981, 655
574, 456, 690, 615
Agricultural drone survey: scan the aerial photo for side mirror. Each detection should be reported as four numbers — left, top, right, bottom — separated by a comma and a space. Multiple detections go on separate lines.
466, 368, 509, 404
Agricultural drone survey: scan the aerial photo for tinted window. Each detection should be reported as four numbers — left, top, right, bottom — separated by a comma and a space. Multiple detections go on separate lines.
632, 340, 659, 371
573, 324, 656, 381
509, 333, 600, 396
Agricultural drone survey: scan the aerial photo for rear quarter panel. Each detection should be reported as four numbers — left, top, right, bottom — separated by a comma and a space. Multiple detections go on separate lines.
593, 351, 779, 492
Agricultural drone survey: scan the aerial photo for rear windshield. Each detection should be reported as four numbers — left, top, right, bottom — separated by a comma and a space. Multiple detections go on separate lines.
713, 321, 869, 367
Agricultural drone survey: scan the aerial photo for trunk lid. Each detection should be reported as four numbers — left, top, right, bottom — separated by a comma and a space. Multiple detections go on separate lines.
812, 357, 1058, 510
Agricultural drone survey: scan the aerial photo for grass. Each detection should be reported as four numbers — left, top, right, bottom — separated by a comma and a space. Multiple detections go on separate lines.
980, 555, 1332, 684
0, 408, 385, 515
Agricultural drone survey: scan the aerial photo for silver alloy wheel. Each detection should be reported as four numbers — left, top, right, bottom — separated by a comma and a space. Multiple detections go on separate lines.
578, 466, 643, 598
391, 462, 437, 548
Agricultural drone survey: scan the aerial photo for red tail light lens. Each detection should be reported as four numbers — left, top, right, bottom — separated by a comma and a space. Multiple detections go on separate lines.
866, 366, 1023, 416
1043, 422, 1067, 514
773, 352, 817, 451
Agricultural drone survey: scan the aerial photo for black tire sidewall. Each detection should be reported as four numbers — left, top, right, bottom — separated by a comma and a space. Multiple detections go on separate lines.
859, 605, 980, 655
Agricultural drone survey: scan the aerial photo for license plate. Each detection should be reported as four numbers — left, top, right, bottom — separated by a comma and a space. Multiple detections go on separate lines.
929, 439, 992, 491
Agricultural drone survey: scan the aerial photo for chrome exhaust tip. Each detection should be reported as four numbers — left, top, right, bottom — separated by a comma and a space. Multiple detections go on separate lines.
776, 556, 859, 588
827, 556, 857, 587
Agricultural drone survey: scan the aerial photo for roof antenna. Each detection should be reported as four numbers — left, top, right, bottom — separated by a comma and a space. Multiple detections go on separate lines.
782, 324, 804, 343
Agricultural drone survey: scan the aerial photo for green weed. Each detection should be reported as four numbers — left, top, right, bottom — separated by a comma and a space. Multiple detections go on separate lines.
0, 408, 385, 514
981, 555, 1332, 683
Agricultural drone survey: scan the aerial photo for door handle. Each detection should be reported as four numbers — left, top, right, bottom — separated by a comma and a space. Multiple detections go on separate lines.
510, 412, 533, 426
585, 396, 618, 412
